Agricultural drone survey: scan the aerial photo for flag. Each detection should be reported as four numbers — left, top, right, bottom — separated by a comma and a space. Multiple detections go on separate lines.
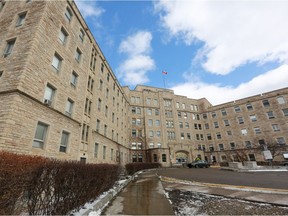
162, 71, 168, 75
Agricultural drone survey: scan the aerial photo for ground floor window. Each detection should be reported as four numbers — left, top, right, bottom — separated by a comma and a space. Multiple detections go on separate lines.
132, 154, 137, 162
162, 154, 167, 162
153, 154, 157, 162
248, 154, 256, 161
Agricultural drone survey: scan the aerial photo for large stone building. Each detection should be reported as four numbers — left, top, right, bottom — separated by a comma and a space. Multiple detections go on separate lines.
0, 0, 287, 167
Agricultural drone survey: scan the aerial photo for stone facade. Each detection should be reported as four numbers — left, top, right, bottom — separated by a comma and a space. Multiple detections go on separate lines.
0, 0, 287, 167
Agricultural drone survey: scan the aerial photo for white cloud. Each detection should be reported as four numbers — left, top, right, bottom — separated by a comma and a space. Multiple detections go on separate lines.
172, 65, 288, 105
75, 1, 104, 19
117, 31, 155, 85
155, 0, 288, 75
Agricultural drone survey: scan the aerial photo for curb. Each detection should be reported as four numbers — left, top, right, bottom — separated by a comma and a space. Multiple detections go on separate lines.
160, 176, 288, 195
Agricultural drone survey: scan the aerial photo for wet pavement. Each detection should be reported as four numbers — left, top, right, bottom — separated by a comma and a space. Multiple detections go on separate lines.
103, 170, 174, 215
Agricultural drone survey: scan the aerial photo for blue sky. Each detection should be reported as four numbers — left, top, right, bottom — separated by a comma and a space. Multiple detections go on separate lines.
75, 0, 288, 105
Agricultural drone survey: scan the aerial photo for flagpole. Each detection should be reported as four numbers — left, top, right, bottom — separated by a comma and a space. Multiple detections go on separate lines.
162, 71, 167, 89
162, 73, 166, 89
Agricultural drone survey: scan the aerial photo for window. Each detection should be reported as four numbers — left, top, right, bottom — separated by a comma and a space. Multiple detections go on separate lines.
227, 130, 232, 136
202, 113, 208, 119
105, 106, 108, 117
277, 96, 285, 104
246, 103, 253, 111
147, 109, 152, 115
214, 122, 219, 128
166, 120, 174, 128
218, 144, 224, 151
164, 99, 172, 107
238, 117, 244, 124
0, 1, 6, 12
224, 119, 230, 126
245, 141, 252, 148
52, 53, 62, 71
267, 111, 275, 119
157, 143, 162, 148
65, 98, 73, 116
182, 103, 186, 109
211, 112, 217, 118
3, 39, 16, 57
16, 12, 27, 27
248, 154, 256, 161
98, 98, 101, 111
179, 122, 183, 128
230, 142, 236, 150
101, 63, 104, 73
216, 132, 221, 139
44, 84, 55, 105
154, 99, 158, 105
178, 112, 181, 118
0, 71, 3, 78
148, 119, 153, 126
262, 99, 270, 107
59, 27, 68, 44
250, 115, 257, 122
146, 98, 151, 105
106, 88, 109, 99
207, 133, 212, 140
71, 71, 78, 86
131, 129, 136, 138
104, 125, 107, 136
75, 48, 82, 62
221, 109, 227, 116
107, 73, 110, 82
96, 119, 100, 132
149, 143, 154, 148
183, 112, 188, 119
276, 137, 285, 145
65, 7, 72, 22
282, 108, 288, 116
156, 131, 161, 137
180, 133, 184, 139
176, 102, 180, 108
103, 146, 106, 159
149, 130, 154, 137
33, 122, 48, 148
209, 144, 214, 152
155, 120, 160, 126
254, 127, 261, 134
79, 29, 85, 42
155, 109, 159, 116
187, 133, 191, 139
162, 154, 167, 162
272, 124, 280, 131
241, 128, 247, 135
205, 123, 209, 129
94, 143, 99, 158
234, 106, 241, 113
59, 131, 69, 152
85, 98, 92, 115
111, 149, 114, 160
185, 122, 189, 128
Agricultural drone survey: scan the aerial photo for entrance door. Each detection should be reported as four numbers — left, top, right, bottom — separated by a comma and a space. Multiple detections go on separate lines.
175, 151, 188, 164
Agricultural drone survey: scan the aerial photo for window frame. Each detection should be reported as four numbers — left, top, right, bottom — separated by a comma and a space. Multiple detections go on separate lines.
59, 131, 69, 152
33, 122, 48, 148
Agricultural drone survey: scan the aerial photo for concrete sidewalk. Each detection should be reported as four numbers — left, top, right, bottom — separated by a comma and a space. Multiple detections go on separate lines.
102, 170, 174, 215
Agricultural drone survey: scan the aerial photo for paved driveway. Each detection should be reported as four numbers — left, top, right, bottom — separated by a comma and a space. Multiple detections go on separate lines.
157, 167, 288, 189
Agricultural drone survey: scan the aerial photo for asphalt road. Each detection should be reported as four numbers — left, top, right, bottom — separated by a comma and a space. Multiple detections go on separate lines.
157, 167, 288, 190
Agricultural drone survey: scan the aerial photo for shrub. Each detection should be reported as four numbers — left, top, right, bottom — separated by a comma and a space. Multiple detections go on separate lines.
0, 151, 120, 215
125, 162, 161, 175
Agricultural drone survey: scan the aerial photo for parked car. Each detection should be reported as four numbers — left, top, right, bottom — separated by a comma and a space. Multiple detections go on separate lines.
187, 160, 210, 168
